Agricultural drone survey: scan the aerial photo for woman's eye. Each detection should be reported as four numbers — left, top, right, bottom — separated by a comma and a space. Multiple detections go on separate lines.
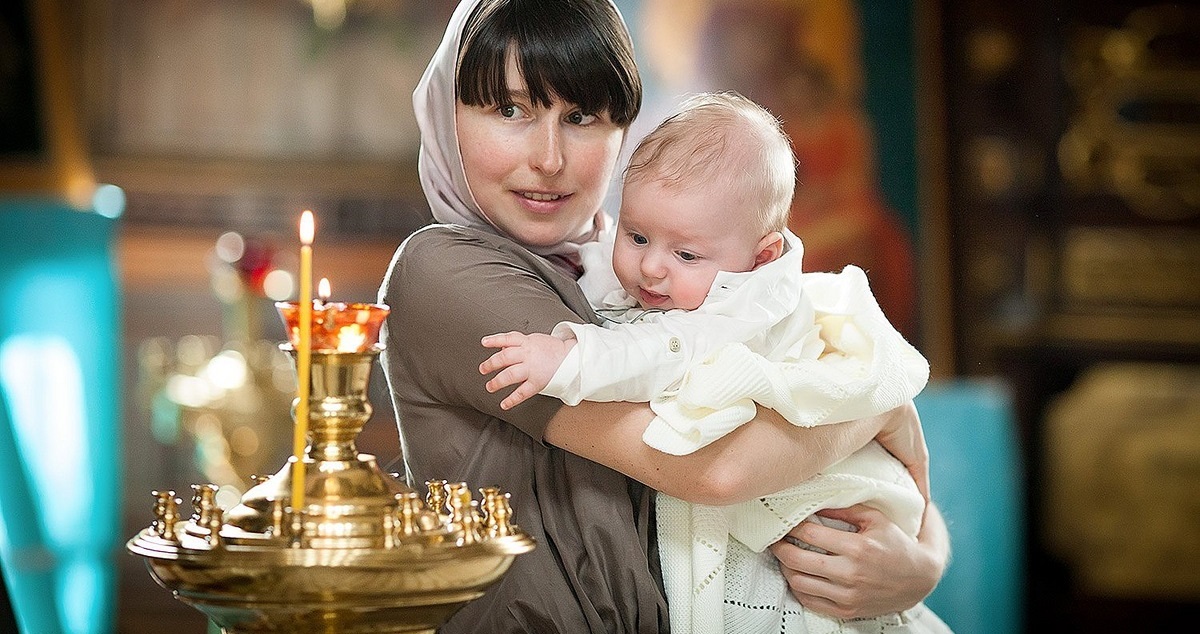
568, 112, 598, 125
498, 104, 523, 119
677, 251, 698, 262
631, 233, 648, 245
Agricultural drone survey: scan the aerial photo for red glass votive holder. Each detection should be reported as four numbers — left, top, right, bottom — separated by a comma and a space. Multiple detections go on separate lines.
276, 301, 390, 353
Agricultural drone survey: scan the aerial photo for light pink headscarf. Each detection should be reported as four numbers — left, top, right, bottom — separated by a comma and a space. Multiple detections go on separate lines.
412, 0, 625, 260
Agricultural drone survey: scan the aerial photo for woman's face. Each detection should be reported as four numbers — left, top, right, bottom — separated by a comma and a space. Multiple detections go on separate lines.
455, 52, 625, 248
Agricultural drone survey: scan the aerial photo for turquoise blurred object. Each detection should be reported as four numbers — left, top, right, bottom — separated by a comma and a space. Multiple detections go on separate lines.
0, 199, 121, 634
917, 380, 1025, 634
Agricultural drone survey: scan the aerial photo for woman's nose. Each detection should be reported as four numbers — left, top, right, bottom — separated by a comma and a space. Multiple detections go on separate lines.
530, 121, 564, 175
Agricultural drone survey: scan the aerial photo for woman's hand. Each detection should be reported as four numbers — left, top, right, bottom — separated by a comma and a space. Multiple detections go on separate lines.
767, 503, 949, 619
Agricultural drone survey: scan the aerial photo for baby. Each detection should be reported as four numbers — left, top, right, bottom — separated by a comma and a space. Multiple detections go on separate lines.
480, 92, 949, 633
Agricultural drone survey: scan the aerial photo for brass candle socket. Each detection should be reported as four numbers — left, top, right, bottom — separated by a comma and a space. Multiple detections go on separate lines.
127, 346, 534, 633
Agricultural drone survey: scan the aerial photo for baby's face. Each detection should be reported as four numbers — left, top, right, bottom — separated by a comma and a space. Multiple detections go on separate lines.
613, 176, 765, 311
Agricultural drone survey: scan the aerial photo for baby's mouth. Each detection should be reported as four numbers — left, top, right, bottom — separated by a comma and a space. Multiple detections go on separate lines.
638, 287, 668, 306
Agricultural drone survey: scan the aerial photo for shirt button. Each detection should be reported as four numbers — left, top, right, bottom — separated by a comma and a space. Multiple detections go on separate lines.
668, 337, 681, 353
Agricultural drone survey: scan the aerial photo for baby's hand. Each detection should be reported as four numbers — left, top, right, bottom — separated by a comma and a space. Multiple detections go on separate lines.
480, 332, 576, 410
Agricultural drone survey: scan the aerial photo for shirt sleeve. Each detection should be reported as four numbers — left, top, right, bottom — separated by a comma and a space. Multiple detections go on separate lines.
541, 306, 774, 406
379, 226, 596, 442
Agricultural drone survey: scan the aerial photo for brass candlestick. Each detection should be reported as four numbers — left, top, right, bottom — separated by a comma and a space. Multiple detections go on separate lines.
127, 346, 534, 633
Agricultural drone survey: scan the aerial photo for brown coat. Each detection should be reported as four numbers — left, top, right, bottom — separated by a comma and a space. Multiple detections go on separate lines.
379, 224, 669, 633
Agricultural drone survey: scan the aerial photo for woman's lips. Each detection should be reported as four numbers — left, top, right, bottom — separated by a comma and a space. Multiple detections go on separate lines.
522, 191, 563, 202
638, 287, 668, 307
516, 190, 570, 214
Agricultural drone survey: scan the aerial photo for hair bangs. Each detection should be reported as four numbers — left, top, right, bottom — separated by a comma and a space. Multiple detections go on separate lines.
457, 0, 641, 126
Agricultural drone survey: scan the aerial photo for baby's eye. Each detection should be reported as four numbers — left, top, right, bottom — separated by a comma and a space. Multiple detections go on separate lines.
567, 111, 598, 125
677, 251, 698, 262
630, 233, 648, 245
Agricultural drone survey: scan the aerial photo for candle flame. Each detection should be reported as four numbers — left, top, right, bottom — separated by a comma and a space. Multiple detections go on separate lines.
318, 278, 331, 303
300, 210, 315, 245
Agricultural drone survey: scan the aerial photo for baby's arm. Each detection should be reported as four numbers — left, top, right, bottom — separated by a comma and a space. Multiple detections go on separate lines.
547, 309, 765, 404
479, 332, 576, 410
481, 317, 690, 408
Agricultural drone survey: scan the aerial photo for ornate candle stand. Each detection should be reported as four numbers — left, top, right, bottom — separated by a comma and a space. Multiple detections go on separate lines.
127, 344, 534, 633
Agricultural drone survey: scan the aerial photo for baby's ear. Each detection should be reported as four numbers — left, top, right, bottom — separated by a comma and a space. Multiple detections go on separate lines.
752, 232, 785, 269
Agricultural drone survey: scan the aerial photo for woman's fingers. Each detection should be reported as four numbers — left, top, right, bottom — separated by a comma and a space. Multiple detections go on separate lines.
771, 504, 935, 618
769, 535, 832, 574
814, 504, 879, 529
775, 514, 861, 559
770, 540, 859, 618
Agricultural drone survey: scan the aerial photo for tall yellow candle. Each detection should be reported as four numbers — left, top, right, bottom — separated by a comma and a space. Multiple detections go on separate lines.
292, 210, 315, 529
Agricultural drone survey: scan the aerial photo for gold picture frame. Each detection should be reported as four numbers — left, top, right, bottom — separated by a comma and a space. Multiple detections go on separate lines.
0, 0, 94, 205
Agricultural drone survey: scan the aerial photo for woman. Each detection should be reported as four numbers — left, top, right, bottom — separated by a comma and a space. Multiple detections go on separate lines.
379, 1, 948, 631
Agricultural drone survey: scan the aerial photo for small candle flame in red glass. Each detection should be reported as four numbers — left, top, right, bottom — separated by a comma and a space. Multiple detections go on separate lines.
318, 277, 331, 304
276, 295, 390, 354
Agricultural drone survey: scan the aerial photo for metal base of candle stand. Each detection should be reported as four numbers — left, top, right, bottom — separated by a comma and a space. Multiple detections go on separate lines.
127, 347, 534, 633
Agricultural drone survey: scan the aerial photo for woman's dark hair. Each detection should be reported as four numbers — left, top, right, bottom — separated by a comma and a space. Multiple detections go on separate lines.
457, 0, 642, 127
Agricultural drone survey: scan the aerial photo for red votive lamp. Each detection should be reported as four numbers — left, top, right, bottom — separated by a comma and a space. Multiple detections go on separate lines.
276, 295, 390, 353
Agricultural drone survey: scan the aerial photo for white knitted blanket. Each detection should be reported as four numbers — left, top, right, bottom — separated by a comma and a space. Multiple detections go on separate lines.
658, 442, 944, 634
642, 270, 940, 633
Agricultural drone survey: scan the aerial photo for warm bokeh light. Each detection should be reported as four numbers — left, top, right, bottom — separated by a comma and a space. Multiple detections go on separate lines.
262, 269, 295, 301
210, 266, 244, 303
204, 350, 249, 391
214, 232, 246, 264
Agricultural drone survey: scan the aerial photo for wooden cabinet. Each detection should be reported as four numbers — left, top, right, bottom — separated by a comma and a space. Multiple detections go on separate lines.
934, 0, 1200, 629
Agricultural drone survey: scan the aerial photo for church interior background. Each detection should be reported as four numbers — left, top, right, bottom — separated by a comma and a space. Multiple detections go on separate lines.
2, 0, 1197, 632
